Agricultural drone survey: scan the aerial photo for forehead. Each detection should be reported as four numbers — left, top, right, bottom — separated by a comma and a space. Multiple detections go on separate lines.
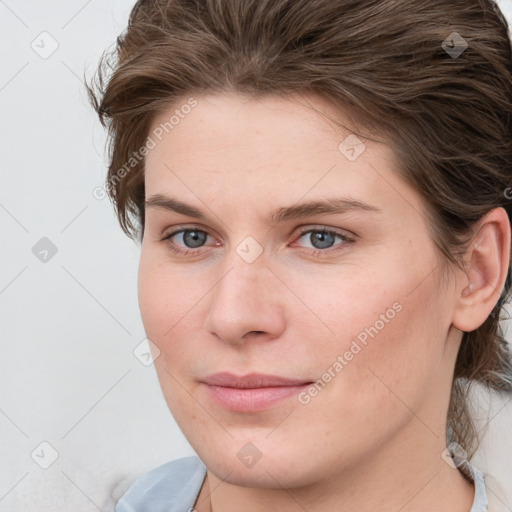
147, 92, 367, 160
143, 92, 422, 220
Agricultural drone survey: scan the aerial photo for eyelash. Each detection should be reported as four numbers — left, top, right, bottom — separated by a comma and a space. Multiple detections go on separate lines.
160, 225, 355, 257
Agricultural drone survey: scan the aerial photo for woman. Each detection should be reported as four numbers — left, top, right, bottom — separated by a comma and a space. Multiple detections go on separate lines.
87, 0, 512, 510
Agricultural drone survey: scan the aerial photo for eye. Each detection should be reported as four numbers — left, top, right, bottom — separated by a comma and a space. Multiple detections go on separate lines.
293, 227, 353, 252
174, 229, 208, 248
161, 227, 215, 255
160, 225, 354, 257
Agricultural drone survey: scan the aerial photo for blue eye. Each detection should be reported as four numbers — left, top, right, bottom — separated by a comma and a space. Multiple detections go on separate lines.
177, 229, 208, 248
161, 226, 353, 257
294, 228, 351, 252
162, 228, 211, 254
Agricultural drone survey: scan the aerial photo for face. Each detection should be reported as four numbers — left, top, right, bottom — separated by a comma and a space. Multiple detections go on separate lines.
138, 92, 460, 489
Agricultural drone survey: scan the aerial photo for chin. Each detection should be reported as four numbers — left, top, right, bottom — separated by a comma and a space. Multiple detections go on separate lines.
195, 441, 327, 490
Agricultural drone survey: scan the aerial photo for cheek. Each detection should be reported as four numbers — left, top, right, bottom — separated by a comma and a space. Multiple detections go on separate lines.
292, 253, 446, 401
137, 251, 202, 341
137, 254, 198, 409
310, 273, 446, 428
137, 251, 215, 405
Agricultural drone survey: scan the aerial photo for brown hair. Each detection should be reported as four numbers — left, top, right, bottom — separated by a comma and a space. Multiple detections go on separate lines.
86, 0, 512, 457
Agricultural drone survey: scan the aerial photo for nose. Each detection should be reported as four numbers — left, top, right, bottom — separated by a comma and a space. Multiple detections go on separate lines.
203, 251, 286, 346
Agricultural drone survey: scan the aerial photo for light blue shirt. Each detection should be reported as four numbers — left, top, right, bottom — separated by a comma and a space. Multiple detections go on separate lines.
115, 455, 490, 512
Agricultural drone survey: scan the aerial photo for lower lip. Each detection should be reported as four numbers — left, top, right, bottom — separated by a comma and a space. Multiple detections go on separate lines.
204, 383, 311, 412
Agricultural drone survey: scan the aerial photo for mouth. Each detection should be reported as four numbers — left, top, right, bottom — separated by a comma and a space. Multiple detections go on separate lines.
201, 372, 314, 412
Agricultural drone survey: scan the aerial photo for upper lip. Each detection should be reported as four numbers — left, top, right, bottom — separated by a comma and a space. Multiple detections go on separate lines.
202, 372, 312, 388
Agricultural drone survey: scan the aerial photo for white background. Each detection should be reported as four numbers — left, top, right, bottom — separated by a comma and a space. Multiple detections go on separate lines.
1, 1, 512, 511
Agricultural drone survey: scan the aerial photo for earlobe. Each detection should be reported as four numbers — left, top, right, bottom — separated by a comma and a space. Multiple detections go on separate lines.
452, 207, 511, 333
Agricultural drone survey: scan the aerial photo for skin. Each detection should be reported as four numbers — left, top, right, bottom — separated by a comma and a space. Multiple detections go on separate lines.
137, 92, 510, 512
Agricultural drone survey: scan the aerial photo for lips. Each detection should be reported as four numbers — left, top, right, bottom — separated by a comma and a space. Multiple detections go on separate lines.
202, 372, 311, 388
201, 372, 313, 412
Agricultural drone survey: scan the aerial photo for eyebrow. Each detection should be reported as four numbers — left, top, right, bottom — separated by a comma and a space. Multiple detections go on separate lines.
145, 194, 381, 225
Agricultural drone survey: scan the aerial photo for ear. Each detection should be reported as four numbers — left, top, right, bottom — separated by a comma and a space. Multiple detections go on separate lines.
452, 207, 511, 333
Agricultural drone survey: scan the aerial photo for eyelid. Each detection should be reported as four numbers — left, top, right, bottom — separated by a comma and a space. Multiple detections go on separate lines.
161, 224, 217, 241
161, 224, 354, 241
292, 225, 355, 241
